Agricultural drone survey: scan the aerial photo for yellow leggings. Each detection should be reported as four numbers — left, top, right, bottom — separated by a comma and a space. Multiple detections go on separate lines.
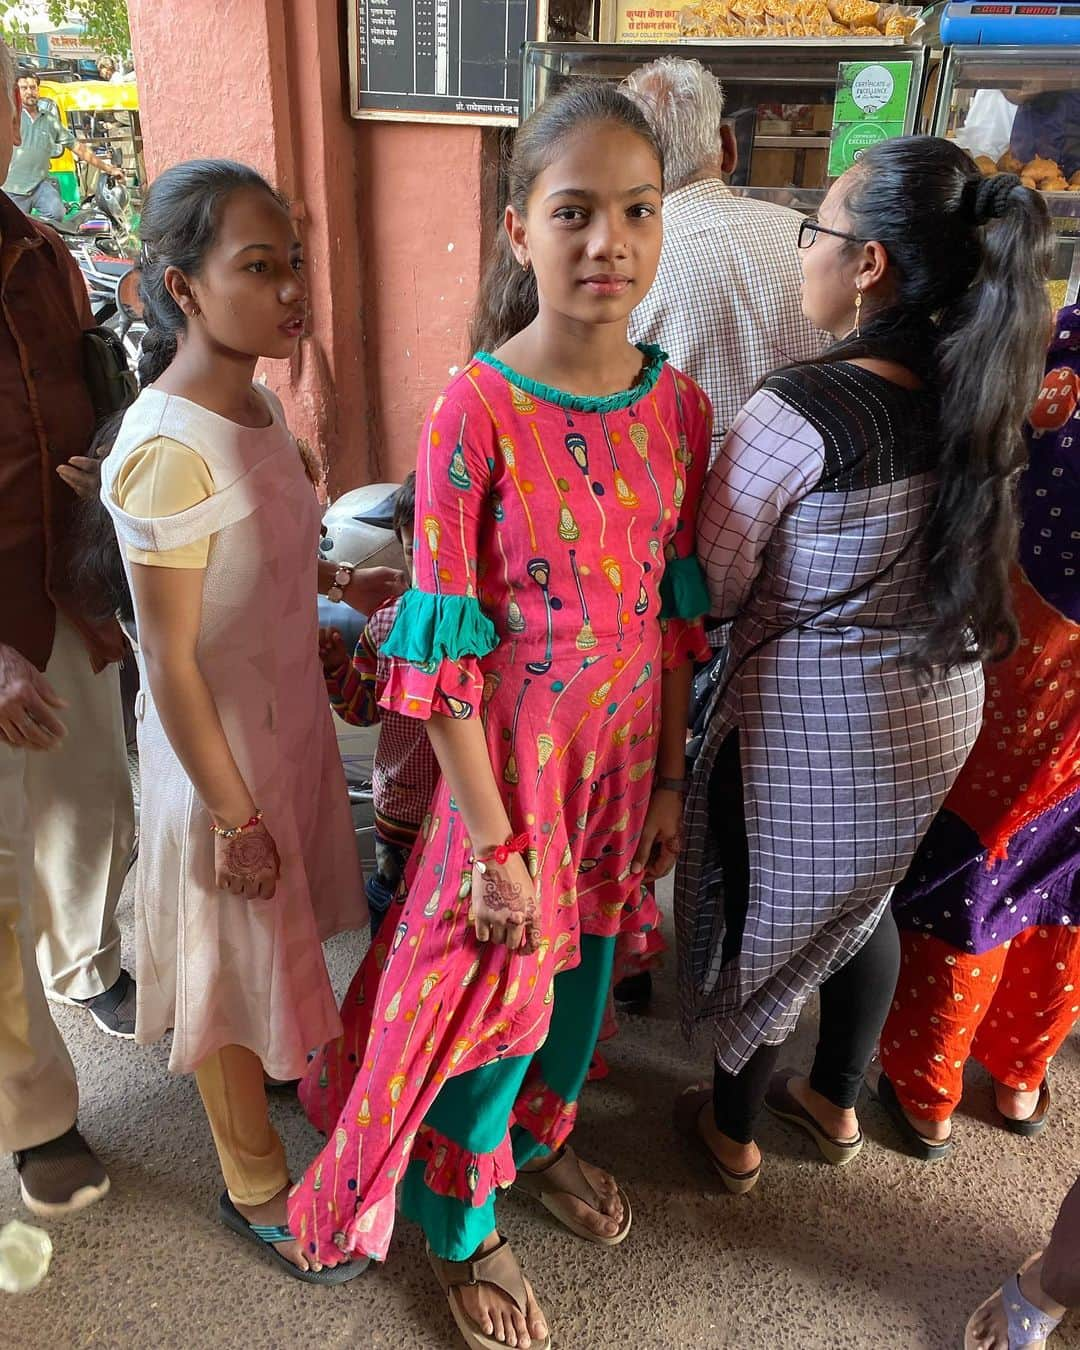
194, 1045, 289, 1207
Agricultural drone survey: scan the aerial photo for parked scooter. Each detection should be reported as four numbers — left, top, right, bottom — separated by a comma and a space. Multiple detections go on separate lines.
319, 481, 405, 853
56, 154, 145, 366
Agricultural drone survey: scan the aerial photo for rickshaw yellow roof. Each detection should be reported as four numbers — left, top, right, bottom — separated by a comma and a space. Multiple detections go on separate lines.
40, 79, 139, 113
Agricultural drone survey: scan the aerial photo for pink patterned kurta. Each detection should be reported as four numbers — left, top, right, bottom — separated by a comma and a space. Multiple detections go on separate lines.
290, 348, 710, 1263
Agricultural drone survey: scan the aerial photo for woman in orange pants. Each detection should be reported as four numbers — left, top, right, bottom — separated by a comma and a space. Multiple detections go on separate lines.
878, 305, 1080, 1161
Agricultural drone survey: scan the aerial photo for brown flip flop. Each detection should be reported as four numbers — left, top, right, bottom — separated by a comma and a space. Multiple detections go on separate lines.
764, 1071, 863, 1166
513, 1144, 632, 1245
428, 1237, 551, 1350
673, 1083, 761, 1195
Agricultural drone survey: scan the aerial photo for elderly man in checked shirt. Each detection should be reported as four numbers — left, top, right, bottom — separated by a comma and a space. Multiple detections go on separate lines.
319, 474, 439, 936
626, 56, 827, 460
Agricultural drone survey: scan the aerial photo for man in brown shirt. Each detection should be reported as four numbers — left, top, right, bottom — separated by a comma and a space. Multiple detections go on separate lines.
0, 39, 135, 1216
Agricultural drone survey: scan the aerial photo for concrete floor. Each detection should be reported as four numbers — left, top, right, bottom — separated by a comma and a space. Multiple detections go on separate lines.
3, 878, 1078, 1350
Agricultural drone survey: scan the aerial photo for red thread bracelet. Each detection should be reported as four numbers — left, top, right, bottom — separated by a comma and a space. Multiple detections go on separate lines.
210, 809, 263, 840
474, 831, 530, 866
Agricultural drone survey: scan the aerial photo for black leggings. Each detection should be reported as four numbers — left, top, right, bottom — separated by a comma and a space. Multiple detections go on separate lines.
707, 731, 901, 1144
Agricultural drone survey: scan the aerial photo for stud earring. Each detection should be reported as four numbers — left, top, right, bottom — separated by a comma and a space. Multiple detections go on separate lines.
520, 256, 531, 273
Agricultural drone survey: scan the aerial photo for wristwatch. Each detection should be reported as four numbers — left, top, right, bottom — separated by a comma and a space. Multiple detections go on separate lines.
327, 562, 354, 604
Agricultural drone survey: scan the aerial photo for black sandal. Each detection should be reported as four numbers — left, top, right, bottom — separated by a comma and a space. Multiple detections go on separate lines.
217, 1192, 368, 1284
997, 1079, 1052, 1137
874, 1074, 954, 1163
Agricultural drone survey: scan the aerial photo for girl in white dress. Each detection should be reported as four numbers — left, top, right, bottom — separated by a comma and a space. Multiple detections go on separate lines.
101, 160, 402, 1280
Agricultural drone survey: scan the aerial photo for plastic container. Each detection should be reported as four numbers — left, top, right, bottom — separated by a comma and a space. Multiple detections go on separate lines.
0, 1221, 53, 1294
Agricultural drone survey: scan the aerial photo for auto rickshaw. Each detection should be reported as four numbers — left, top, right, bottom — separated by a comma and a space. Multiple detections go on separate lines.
39, 78, 143, 212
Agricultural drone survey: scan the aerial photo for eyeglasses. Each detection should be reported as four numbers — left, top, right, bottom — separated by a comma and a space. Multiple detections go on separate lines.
797, 218, 867, 250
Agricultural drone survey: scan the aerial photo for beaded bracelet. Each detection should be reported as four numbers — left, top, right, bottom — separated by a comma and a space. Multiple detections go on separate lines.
470, 830, 530, 870
211, 809, 263, 840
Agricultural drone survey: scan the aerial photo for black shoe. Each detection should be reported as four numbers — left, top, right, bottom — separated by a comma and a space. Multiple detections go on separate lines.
50, 969, 136, 1039
14, 1126, 111, 1217
613, 970, 653, 1013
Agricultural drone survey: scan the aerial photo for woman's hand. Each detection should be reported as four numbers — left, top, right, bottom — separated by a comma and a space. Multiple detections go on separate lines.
56, 455, 102, 500
470, 850, 540, 953
214, 821, 281, 899
631, 788, 685, 881
344, 566, 407, 616
318, 626, 349, 671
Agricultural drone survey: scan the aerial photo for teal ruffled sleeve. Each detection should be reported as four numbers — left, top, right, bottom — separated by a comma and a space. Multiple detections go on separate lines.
379, 590, 498, 721
658, 555, 710, 622
658, 372, 715, 669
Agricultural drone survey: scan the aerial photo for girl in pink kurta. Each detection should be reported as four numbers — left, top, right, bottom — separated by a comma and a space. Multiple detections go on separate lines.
291, 82, 710, 1349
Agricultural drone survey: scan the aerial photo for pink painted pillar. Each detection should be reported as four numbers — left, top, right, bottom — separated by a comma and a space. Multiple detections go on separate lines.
128, 0, 486, 490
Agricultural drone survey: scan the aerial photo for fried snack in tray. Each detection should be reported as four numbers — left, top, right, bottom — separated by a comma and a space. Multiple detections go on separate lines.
1023, 156, 1064, 187
975, 155, 998, 176
883, 11, 918, 35
1070, 170, 1080, 190
828, 0, 881, 27
677, 0, 918, 35
997, 150, 1024, 175
800, 2, 832, 25
1043, 176, 1069, 192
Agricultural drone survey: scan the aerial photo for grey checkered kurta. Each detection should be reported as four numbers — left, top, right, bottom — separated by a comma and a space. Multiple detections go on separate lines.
676, 362, 984, 1073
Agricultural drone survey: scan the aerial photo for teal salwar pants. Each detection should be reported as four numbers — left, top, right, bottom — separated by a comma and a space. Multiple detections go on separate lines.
399, 933, 615, 1259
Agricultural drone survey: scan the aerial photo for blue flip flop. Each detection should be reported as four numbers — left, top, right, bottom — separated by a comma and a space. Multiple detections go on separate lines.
964, 1265, 1064, 1348
217, 1192, 368, 1284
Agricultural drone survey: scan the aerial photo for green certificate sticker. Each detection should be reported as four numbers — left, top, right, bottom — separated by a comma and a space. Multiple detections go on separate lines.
828, 60, 913, 178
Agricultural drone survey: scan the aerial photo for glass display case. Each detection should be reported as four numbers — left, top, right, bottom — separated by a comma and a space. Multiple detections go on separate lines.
932, 45, 1080, 304
522, 39, 934, 206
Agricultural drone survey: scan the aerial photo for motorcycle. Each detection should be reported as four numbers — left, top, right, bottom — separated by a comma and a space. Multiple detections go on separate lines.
56, 156, 145, 368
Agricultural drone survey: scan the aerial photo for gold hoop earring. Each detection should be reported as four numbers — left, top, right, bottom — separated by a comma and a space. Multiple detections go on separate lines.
853, 287, 863, 338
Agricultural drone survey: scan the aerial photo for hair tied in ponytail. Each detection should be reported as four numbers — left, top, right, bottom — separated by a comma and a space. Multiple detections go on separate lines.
964, 172, 1023, 226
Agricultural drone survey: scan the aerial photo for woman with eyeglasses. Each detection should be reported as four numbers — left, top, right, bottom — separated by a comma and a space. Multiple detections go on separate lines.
673, 135, 1052, 1191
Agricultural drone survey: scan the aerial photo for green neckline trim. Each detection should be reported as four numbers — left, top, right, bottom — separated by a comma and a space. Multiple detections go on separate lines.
473, 343, 667, 413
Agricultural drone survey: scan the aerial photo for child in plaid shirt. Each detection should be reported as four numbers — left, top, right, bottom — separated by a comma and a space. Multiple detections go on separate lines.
319, 474, 439, 935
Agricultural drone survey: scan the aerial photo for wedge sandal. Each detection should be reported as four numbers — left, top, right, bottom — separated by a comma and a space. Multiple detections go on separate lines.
428, 1236, 551, 1350
673, 1084, 761, 1195
764, 1071, 863, 1166
513, 1144, 632, 1245
217, 1192, 368, 1284
964, 1256, 1063, 1349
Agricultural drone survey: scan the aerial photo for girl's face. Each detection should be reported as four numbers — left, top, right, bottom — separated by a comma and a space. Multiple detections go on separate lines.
799, 171, 870, 338
508, 122, 663, 330
174, 186, 307, 361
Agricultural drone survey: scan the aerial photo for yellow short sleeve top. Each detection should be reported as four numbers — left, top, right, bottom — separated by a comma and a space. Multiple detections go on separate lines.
113, 436, 215, 568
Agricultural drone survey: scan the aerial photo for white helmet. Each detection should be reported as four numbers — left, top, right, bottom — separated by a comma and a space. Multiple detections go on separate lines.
320, 482, 405, 571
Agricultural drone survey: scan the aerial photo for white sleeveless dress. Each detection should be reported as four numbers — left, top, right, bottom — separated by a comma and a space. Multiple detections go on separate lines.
101, 386, 364, 1078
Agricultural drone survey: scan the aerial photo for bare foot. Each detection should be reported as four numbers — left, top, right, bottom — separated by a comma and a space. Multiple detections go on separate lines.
234, 1184, 320, 1272
519, 1152, 625, 1238
457, 1232, 549, 1349
966, 1254, 1065, 1349
788, 1076, 859, 1143
696, 1102, 761, 1176
994, 1079, 1042, 1123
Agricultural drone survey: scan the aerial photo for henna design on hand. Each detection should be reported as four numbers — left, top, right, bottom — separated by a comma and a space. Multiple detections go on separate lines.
481, 873, 527, 916
222, 825, 277, 881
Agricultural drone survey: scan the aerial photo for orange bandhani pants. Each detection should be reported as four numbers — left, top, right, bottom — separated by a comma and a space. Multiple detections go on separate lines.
880, 925, 1080, 1121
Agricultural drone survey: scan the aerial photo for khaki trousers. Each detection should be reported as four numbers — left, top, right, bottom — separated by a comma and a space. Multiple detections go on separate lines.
0, 616, 134, 1151
194, 1046, 290, 1206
